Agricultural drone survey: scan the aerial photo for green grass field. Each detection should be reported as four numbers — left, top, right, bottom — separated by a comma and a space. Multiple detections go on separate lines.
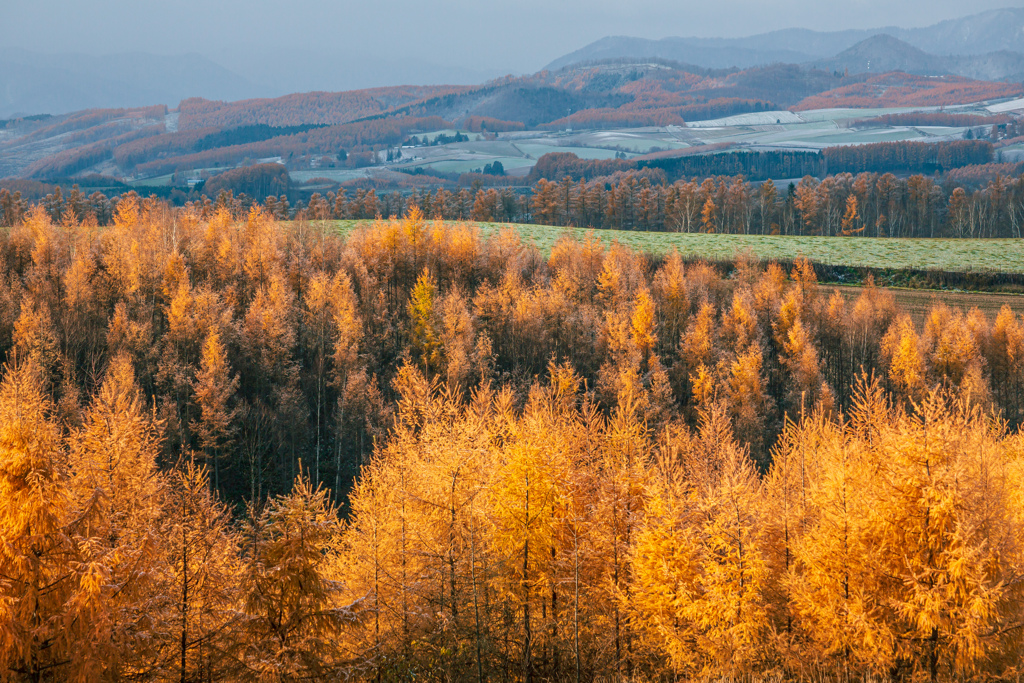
329, 220, 1024, 273
129, 173, 174, 187
412, 157, 535, 174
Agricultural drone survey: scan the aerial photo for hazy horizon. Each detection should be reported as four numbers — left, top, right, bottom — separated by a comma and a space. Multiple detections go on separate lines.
3, 0, 1024, 118
8, 0, 1023, 90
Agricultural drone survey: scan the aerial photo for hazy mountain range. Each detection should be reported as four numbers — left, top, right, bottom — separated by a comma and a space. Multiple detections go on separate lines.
808, 35, 1024, 82
4, 8, 1024, 119
0, 49, 498, 120
545, 7, 1024, 70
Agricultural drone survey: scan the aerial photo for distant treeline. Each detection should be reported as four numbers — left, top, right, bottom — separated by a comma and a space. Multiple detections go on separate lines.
193, 123, 330, 151
176, 87, 459, 129
523, 169, 1024, 238
24, 126, 165, 179
201, 163, 290, 201
795, 72, 1022, 110
462, 116, 526, 132
823, 140, 994, 175
678, 98, 775, 122
0, 113, 53, 129
640, 150, 824, 182
526, 152, 632, 182
853, 112, 1014, 129
525, 140, 996, 184
539, 100, 776, 132
8, 159, 1024, 239
526, 148, 822, 185
227, 166, 1024, 239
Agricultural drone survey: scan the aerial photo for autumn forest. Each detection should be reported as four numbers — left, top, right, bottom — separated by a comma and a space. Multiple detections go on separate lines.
1, 197, 1024, 683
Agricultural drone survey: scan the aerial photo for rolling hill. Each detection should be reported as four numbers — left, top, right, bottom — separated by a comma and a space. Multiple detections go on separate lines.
793, 71, 1021, 110
810, 35, 1024, 82
1, 54, 1021, 186
810, 35, 948, 76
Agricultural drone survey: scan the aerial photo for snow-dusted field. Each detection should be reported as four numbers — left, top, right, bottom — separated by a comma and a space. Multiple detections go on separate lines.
988, 98, 1024, 113
256, 102, 1007, 189
686, 111, 804, 128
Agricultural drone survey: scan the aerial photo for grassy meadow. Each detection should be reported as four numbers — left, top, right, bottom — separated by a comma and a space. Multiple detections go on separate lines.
329, 219, 1024, 273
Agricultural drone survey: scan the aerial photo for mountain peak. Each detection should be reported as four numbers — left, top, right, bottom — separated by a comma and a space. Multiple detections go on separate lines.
812, 34, 945, 76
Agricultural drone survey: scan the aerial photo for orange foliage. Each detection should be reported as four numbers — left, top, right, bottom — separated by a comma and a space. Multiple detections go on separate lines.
177, 86, 467, 130
795, 72, 1023, 110
131, 116, 452, 177
0, 205, 1021, 678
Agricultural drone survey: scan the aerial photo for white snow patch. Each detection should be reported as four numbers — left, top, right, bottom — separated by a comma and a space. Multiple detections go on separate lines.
987, 98, 1024, 113
687, 111, 803, 128
164, 112, 179, 133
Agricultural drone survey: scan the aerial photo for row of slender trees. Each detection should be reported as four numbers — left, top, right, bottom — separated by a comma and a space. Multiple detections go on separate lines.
528, 171, 1024, 237
2, 199, 1024, 496
3, 312, 1024, 681
335, 369, 1024, 682
8, 163, 1024, 239
0, 356, 351, 682
1, 202, 1024, 679
305, 170, 1024, 238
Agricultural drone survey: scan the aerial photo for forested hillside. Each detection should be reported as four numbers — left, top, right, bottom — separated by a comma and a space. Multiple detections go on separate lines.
3, 58, 1021, 184
795, 71, 1023, 110
1, 201, 1024, 680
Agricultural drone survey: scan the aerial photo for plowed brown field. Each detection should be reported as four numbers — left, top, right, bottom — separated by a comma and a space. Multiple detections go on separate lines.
827, 285, 1024, 325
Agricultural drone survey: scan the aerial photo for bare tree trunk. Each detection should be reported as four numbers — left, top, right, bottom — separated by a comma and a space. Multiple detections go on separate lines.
180, 506, 189, 683
315, 371, 322, 487
469, 512, 485, 683
523, 477, 532, 683
573, 517, 581, 683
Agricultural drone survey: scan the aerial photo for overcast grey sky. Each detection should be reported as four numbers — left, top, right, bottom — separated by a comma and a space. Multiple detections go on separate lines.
7, 0, 1023, 79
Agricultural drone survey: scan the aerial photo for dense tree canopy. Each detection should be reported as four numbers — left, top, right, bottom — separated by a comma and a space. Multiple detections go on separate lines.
0, 203, 1021, 680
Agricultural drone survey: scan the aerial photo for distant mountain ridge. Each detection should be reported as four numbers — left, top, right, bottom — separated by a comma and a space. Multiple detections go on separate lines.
546, 7, 1024, 72
544, 37, 817, 72
810, 35, 1024, 82
6, 7, 1024, 120
810, 35, 943, 76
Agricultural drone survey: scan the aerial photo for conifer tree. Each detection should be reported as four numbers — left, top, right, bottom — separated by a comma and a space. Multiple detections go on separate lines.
488, 396, 563, 682
780, 318, 835, 416
302, 273, 333, 486
0, 362, 94, 682
408, 269, 442, 375
650, 249, 688, 358
69, 354, 167, 679
326, 270, 366, 488
862, 392, 1022, 680
883, 315, 927, 401
236, 473, 359, 681
191, 330, 239, 493
726, 346, 772, 460
12, 300, 61, 387
631, 407, 769, 677
161, 460, 240, 683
